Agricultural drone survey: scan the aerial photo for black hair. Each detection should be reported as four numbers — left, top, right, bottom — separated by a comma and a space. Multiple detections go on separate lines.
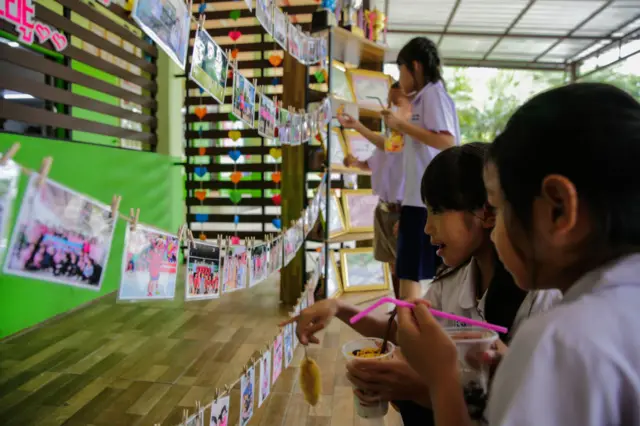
421, 142, 489, 213
396, 37, 443, 87
390, 81, 401, 90
488, 83, 640, 255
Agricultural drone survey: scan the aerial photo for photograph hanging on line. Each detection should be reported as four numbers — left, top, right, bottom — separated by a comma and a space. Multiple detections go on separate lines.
185, 241, 221, 300
258, 349, 272, 407
283, 227, 297, 267
222, 244, 249, 293
119, 225, 179, 300
258, 94, 277, 139
287, 22, 301, 61
210, 395, 230, 426
0, 158, 19, 264
273, 7, 288, 50
190, 24, 229, 104
131, 0, 191, 69
4, 175, 116, 291
231, 72, 257, 127
293, 218, 305, 253
277, 107, 291, 145
272, 332, 283, 383
240, 365, 256, 426
284, 322, 294, 368
290, 113, 302, 146
249, 242, 269, 287
255, 0, 273, 34
185, 407, 204, 426
268, 236, 283, 275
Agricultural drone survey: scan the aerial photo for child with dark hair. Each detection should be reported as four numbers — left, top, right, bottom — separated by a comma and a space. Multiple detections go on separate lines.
383, 37, 461, 299
397, 83, 640, 426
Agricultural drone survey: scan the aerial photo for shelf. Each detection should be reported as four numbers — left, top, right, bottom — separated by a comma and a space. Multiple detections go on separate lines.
328, 231, 374, 243
316, 26, 390, 66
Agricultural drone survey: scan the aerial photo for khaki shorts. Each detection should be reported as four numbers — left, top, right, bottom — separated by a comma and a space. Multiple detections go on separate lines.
373, 202, 400, 264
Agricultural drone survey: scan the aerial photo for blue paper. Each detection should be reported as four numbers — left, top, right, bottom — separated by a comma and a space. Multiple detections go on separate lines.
198, 3, 207, 14
195, 214, 209, 223
194, 167, 207, 177
272, 218, 282, 229
228, 149, 242, 162
234, 215, 240, 224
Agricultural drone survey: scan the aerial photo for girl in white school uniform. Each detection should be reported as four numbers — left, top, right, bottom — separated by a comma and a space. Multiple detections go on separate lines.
397, 83, 640, 426
382, 37, 460, 299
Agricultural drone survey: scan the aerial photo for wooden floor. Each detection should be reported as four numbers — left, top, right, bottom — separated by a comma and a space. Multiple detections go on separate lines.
0, 270, 402, 426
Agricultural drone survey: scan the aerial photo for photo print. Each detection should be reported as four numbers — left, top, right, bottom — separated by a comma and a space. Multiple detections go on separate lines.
222, 244, 249, 293
258, 349, 272, 407
272, 7, 287, 50
0, 157, 19, 263
277, 107, 291, 145
4, 176, 116, 291
286, 22, 301, 60
258, 94, 277, 139
272, 332, 284, 383
185, 241, 221, 300
190, 24, 229, 104
210, 395, 230, 426
232, 72, 257, 127
268, 235, 283, 275
294, 218, 305, 253
290, 113, 302, 146
185, 407, 204, 426
249, 242, 269, 287
131, 0, 191, 69
256, 0, 274, 34
119, 225, 179, 300
284, 322, 294, 368
283, 227, 297, 267
240, 365, 256, 426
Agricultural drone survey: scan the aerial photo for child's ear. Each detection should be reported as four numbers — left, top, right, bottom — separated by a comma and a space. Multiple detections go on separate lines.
480, 203, 496, 228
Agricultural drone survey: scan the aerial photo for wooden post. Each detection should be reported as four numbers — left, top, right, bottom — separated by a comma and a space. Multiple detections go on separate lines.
280, 50, 307, 306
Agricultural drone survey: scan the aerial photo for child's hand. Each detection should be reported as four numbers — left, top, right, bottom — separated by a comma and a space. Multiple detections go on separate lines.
343, 154, 358, 168
337, 113, 360, 129
381, 109, 403, 131
279, 299, 339, 345
465, 339, 508, 371
396, 300, 459, 387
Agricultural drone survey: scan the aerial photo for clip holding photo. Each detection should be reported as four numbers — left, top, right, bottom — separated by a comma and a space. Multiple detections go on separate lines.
110, 195, 122, 220
37, 156, 53, 188
129, 207, 140, 232
0, 142, 20, 167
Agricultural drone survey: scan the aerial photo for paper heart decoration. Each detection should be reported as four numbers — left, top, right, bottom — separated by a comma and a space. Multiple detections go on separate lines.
314, 70, 326, 83
231, 48, 239, 59
234, 215, 240, 224
274, 127, 279, 137
271, 171, 281, 183
229, 10, 241, 20
195, 190, 207, 201
231, 236, 241, 245
271, 77, 279, 85
230, 171, 242, 184
198, 2, 207, 13
199, 232, 207, 241
272, 194, 281, 206
194, 106, 207, 120
272, 218, 282, 229
199, 87, 205, 94
35, 22, 52, 43
268, 54, 283, 67
228, 113, 238, 121
195, 214, 209, 223
198, 147, 207, 155
194, 167, 207, 178
229, 190, 242, 204
228, 149, 242, 162
228, 130, 242, 141
269, 148, 282, 159
228, 30, 242, 42
51, 32, 69, 52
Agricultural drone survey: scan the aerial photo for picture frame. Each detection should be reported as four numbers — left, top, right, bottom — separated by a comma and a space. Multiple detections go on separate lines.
326, 251, 343, 298
340, 247, 390, 292
342, 129, 377, 161
341, 189, 379, 233
320, 191, 347, 238
347, 69, 392, 110
321, 127, 348, 169
331, 61, 355, 102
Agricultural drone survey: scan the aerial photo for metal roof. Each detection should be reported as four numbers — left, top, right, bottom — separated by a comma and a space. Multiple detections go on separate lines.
385, 0, 640, 72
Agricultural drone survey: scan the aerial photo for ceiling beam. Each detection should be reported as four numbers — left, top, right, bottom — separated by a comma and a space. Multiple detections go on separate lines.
437, 0, 461, 47
442, 57, 565, 71
387, 28, 619, 42
482, 0, 536, 61
569, 13, 640, 64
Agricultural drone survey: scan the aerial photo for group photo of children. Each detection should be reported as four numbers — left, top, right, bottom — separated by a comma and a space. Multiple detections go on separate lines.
185, 241, 221, 300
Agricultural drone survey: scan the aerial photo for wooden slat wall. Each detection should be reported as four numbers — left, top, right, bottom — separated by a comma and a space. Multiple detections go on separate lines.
185, 0, 317, 240
0, 0, 158, 150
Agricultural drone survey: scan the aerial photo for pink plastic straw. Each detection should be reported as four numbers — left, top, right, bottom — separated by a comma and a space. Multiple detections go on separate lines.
349, 297, 508, 334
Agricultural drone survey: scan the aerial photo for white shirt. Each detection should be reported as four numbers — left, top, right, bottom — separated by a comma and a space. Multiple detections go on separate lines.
367, 148, 405, 204
488, 254, 640, 426
424, 259, 561, 338
402, 81, 461, 208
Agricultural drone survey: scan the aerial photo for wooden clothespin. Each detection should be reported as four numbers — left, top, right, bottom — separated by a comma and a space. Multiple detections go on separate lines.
37, 156, 53, 188
110, 195, 122, 220
182, 408, 189, 422
0, 143, 20, 166
129, 207, 140, 232
217, 234, 222, 247
224, 384, 231, 395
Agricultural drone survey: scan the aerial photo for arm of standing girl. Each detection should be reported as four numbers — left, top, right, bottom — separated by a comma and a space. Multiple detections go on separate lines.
338, 113, 386, 150
382, 109, 455, 151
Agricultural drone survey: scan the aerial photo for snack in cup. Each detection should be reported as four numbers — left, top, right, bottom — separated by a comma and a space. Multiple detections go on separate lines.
342, 338, 395, 418
384, 132, 404, 152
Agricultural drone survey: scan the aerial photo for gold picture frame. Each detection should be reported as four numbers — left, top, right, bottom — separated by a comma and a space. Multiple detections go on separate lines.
331, 60, 355, 102
340, 247, 390, 293
347, 69, 392, 110
320, 190, 347, 238
342, 129, 377, 161
341, 189, 379, 233
321, 127, 349, 169
327, 252, 343, 298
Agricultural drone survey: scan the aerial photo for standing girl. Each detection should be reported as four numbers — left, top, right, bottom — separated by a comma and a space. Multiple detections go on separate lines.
383, 37, 460, 299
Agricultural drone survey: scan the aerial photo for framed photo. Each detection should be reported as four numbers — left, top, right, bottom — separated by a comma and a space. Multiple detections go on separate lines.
331, 61, 355, 102
340, 247, 390, 292
256, 0, 274, 34
232, 72, 257, 127
190, 24, 229, 104
185, 241, 221, 300
342, 189, 379, 233
343, 129, 377, 161
258, 349, 272, 407
210, 395, 231, 426
321, 127, 348, 169
273, 7, 288, 50
347, 69, 392, 110
131, 0, 191, 69
4, 175, 116, 291
326, 251, 342, 298
320, 191, 347, 238
222, 245, 249, 293
118, 225, 179, 300
258, 94, 277, 139
240, 365, 256, 426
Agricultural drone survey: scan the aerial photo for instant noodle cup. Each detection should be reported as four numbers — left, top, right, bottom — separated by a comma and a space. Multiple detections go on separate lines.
342, 338, 396, 418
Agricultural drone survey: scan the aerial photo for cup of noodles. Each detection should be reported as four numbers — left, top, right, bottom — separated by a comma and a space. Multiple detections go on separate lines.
445, 327, 498, 417
342, 338, 396, 418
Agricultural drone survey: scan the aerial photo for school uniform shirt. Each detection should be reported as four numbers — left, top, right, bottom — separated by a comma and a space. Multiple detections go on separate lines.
403, 81, 461, 208
488, 254, 640, 426
367, 148, 405, 203
424, 258, 561, 338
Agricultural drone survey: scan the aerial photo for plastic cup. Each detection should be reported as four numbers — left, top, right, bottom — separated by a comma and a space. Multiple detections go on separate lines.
342, 338, 396, 418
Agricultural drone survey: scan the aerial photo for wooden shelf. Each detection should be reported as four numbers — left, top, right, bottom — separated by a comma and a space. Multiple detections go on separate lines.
328, 231, 374, 243
316, 26, 390, 66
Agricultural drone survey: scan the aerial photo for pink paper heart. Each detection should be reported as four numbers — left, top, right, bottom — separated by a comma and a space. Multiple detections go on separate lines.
35, 23, 52, 43
231, 236, 241, 245
51, 32, 68, 52
228, 30, 242, 42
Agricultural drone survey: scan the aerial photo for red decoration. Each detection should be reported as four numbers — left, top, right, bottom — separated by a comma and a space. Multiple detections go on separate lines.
228, 30, 242, 41
272, 194, 282, 206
